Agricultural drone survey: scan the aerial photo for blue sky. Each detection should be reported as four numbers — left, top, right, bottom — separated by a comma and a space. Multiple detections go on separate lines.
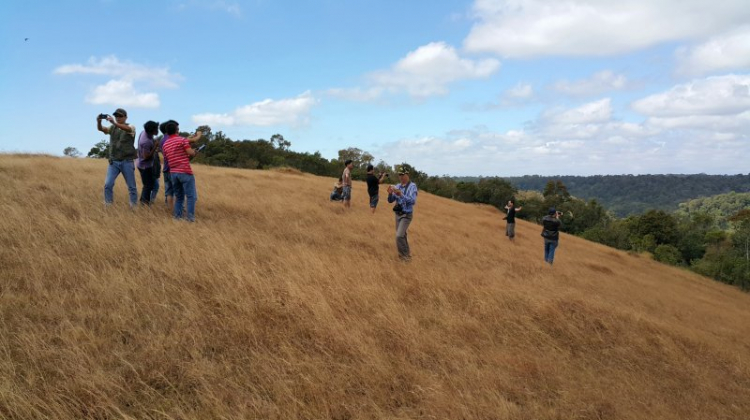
1, 0, 749, 175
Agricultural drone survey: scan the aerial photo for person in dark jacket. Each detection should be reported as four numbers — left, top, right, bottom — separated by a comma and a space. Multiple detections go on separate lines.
541, 207, 562, 265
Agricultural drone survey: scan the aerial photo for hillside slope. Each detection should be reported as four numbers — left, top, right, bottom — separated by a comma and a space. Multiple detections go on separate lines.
1, 155, 749, 420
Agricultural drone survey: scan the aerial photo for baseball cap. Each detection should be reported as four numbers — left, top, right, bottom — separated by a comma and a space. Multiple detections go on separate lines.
397, 166, 409, 175
548, 207, 556, 214
113, 108, 127, 117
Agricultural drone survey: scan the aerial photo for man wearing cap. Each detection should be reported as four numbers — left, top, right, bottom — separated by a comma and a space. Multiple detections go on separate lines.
541, 208, 562, 265
387, 167, 418, 261
342, 159, 353, 209
97, 108, 137, 207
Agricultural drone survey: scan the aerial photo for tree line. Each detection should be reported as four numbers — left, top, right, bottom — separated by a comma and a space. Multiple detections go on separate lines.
467, 174, 750, 217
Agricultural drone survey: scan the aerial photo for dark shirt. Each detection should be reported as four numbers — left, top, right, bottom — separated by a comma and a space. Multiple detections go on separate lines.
542, 215, 562, 241
506, 207, 517, 223
366, 174, 379, 197
109, 125, 137, 161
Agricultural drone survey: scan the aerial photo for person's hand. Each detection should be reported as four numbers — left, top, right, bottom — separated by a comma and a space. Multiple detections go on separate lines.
394, 188, 403, 196
387, 185, 394, 194
106, 116, 115, 124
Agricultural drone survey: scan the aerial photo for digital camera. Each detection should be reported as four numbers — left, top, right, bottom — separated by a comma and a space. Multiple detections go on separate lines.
98, 113, 109, 120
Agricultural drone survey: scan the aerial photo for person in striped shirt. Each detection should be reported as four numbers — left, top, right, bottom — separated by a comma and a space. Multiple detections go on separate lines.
161, 121, 203, 222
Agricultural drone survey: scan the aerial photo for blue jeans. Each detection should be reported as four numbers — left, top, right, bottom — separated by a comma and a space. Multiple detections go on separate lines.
151, 177, 160, 202
104, 160, 137, 206
544, 239, 558, 264
171, 172, 197, 222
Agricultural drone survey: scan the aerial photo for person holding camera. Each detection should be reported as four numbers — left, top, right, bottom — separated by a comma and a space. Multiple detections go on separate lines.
161, 121, 202, 222
541, 207, 563, 265
97, 108, 137, 208
136, 121, 160, 206
342, 159, 354, 209
387, 167, 418, 262
365, 164, 388, 214
504, 200, 523, 241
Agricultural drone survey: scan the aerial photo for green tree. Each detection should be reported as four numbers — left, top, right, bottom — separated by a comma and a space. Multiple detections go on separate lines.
87, 140, 108, 158
63, 147, 81, 157
654, 244, 682, 265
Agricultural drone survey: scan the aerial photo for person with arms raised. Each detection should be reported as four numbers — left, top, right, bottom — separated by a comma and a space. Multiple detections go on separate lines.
97, 108, 137, 208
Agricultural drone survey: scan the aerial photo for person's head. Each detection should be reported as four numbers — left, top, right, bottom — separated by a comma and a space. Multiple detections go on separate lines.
344, 159, 353, 168
548, 207, 556, 216
143, 121, 159, 137
165, 121, 179, 136
508, 200, 514, 206
338, 176, 343, 182
397, 166, 410, 184
113, 108, 127, 123
366, 164, 374, 173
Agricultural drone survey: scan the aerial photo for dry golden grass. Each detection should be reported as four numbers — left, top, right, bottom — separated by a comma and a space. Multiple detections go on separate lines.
1, 154, 749, 420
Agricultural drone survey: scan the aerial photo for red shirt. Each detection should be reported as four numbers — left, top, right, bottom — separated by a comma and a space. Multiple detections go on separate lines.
162, 135, 193, 175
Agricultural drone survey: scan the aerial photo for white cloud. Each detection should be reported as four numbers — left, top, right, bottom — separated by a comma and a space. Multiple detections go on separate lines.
632, 74, 750, 117
464, 0, 750, 57
325, 87, 384, 102
86, 80, 160, 108
543, 98, 613, 125
177, 0, 242, 16
369, 42, 500, 98
330, 42, 500, 101
54, 55, 181, 108
675, 26, 750, 76
553, 71, 628, 96
54, 55, 183, 88
192, 91, 317, 127
505, 82, 534, 99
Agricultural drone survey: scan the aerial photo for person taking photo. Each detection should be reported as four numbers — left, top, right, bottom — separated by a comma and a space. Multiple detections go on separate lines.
97, 108, 137, 208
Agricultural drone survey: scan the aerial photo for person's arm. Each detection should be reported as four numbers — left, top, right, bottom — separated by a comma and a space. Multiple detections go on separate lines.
106, 116, 134, 134
186, 131, 203, 143
97, 116, 110, 134
396, 184, 417, 206
143, 140, 158, 159
378, 173, 387, 183
182, 139, 197, 157
387, 185, 397, 203
516, 206, 523, 212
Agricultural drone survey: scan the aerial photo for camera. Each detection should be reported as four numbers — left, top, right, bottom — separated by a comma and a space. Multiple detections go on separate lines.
98, 113, 109, 120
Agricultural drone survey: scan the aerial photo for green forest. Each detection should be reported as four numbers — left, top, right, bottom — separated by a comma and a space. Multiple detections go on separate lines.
88, 130, 750, 291
474, 174, 750, 216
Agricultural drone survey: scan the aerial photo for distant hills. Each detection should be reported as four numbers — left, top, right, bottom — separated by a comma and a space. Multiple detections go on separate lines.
456, 174, 750, 217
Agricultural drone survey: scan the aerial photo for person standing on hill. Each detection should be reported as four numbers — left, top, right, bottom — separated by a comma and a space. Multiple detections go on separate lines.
161, 121, 202, 222
541, 208, 562, 265
97, 108, 138, 208
366, 164, 388, 214
504, 200, 523, 241
136, 121, 160, 206
387, 166, 418, 262
342, 159, 353, 209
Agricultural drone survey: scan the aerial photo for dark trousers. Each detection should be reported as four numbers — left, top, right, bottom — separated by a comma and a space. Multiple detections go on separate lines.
138, 167, 157, 205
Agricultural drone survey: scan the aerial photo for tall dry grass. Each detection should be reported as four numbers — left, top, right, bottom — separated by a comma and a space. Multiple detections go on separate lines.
0, 154, 749, 420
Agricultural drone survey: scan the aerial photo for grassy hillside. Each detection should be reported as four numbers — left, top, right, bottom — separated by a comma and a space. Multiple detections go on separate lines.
1, 154, 749, 420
